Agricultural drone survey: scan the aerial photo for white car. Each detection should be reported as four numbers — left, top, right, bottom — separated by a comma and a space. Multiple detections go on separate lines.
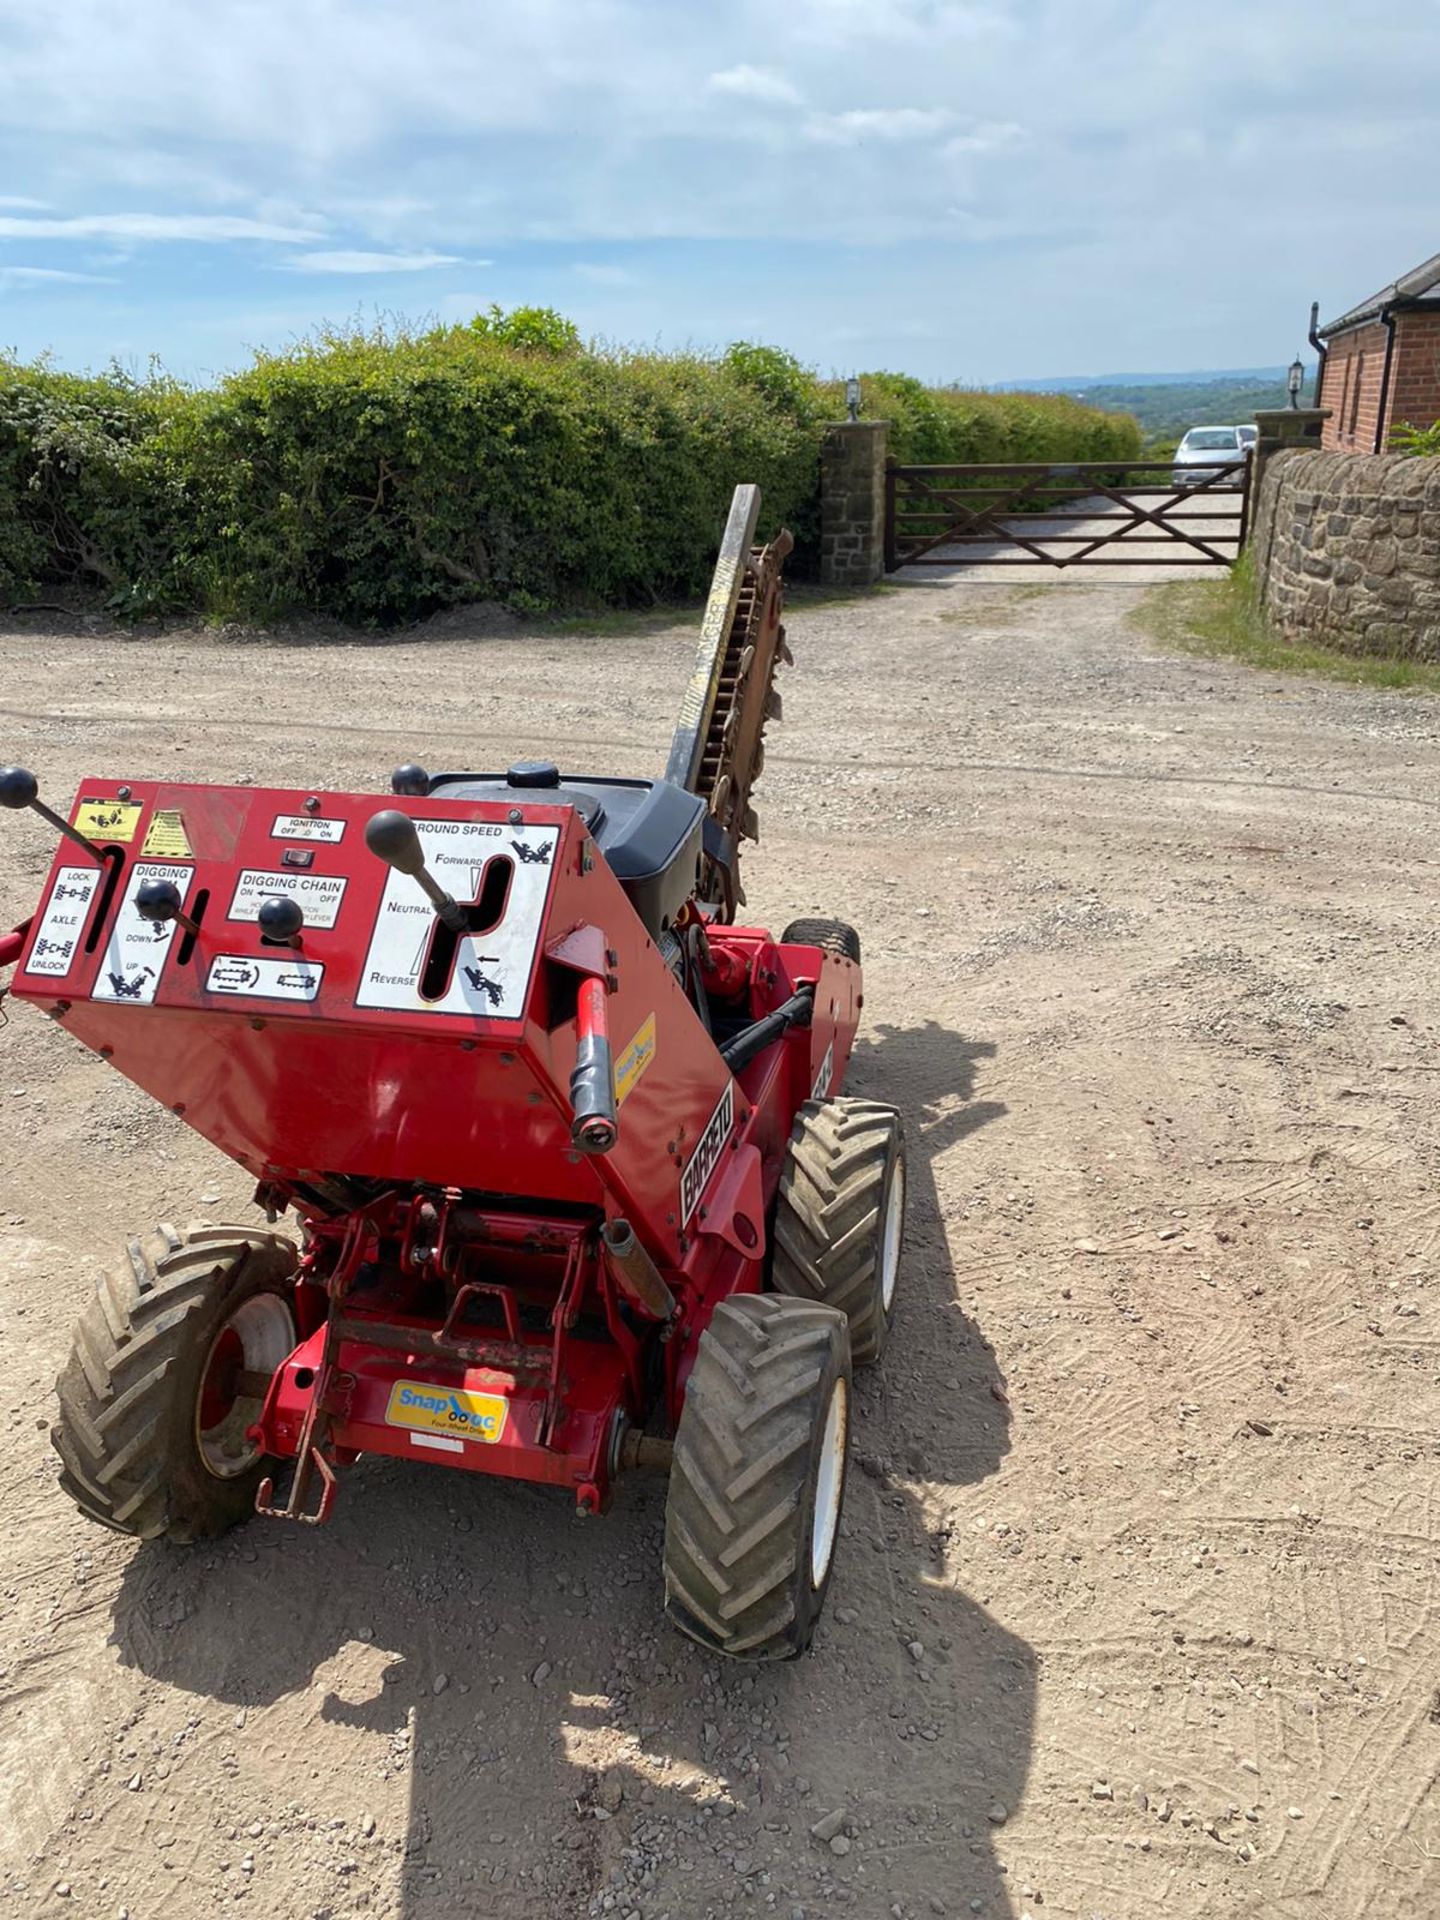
1171, 426, 1248, 488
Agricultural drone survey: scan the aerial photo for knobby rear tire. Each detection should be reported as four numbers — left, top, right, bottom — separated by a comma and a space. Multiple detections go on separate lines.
772, 1098, 906, 1367
52, 1224, 299, 1543
664, 1293, 852, 1661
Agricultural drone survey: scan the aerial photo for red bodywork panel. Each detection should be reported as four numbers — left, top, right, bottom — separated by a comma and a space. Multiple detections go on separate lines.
8, 778, 863, 1512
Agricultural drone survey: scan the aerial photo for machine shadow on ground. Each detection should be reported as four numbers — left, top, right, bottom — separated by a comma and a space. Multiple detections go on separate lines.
107, 1020, 1034, 1920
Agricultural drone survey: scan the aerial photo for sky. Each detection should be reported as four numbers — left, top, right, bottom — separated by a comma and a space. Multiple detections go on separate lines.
0, 0, 1436, 386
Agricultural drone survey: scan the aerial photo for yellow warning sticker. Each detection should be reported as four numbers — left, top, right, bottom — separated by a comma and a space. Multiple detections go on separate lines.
385, 1380, 507, 1445
75, 798, 143, 843
614, 1012, 657, 1106
140, 808, 194, 859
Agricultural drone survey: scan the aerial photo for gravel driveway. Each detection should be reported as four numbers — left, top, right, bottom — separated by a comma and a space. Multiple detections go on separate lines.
1, 572, 1437, 1920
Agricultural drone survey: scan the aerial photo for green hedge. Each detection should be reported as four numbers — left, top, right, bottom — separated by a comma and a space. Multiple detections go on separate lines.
828, 370, 1142, 468
0, 318, 1140, 625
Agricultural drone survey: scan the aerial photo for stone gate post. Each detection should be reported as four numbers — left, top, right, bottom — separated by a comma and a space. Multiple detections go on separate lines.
819, 420, 889, 586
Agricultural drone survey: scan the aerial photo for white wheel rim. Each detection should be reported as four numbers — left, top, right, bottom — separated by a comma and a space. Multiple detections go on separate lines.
810, 1377, 849, 1589
195, 1293, 295, 1479
880, 1157, 905, 1314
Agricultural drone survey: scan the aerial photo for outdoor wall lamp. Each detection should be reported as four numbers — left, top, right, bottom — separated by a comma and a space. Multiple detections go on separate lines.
1287, 357, 1304, 408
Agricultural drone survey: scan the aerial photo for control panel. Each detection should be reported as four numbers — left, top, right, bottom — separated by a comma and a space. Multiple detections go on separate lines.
9, 776, 571, 1034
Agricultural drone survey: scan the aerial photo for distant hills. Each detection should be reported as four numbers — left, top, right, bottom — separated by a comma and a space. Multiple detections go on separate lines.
1005, 365, 1309, 392
1001, 367, 1317, 444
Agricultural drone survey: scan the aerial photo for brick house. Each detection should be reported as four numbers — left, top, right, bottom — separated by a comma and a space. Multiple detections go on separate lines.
1314, 251, 1440, 452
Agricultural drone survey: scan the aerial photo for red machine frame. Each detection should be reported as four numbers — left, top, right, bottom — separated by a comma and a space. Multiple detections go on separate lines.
6, 776, 862, 1522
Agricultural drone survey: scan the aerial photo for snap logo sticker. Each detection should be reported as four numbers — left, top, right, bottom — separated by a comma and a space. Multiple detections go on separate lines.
385, 1380, 507, 1445
615, 1013, 657, 1106
811, 1040, 835, 1102
680, 1081, 735, 1228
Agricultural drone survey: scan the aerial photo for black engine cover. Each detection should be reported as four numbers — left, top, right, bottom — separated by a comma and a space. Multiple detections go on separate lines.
427, 766, 705, 937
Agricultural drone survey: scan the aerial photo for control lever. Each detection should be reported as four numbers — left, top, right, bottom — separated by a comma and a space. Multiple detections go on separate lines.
258, 897, 305, 947
0, 766, 103, 862
570, 975, 618, 1153
364, 809, 468, 932
135, 878, 202, 939
390, 763, 431, 796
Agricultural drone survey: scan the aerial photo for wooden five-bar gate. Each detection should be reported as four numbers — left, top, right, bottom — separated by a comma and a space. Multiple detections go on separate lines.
884, 458, 1251, 572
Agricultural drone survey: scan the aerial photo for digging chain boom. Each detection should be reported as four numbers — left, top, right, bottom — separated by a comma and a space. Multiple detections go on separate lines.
664, 484, 794, 920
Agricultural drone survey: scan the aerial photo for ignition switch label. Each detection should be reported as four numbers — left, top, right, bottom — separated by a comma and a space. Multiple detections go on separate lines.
271, 813, 346, 844
228, 868, 347, 929
24, 865, 102, 977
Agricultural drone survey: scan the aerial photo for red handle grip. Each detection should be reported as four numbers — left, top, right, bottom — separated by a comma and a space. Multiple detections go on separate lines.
570, 975, 618, 1152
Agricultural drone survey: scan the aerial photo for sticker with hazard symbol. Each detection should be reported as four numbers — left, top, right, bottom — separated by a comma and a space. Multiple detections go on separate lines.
140, 807, 193, 859
385, 1381, 507, 1445
75, 798, 143, 843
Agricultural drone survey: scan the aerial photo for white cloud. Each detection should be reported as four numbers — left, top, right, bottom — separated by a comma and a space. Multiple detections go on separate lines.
0, 1, 1436, 380
942, 121, 1027, 157
707, 65, 803, 107
804, 107, 955, 146
0, 212, 324, 243
281, 249, 468, 274
0, 194, 50, 209
0, 265, 115, 286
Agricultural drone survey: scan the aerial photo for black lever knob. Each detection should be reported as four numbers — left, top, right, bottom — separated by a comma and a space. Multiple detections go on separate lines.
391, 763, 431, 797
258, 896, 305, 946
136, 878, 182, 923
135, 877, 201, 938
0, 766, 39, 810
365, 809, 468, 932
365, 809, 426, 876
0, 765, 103, 862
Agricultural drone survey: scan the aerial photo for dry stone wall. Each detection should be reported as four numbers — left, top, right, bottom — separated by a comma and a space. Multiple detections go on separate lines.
1250, 449, 1440, 660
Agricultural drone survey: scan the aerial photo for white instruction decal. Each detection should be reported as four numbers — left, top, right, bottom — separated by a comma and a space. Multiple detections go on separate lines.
228, 868, 347, 929
93, 863, 194, 1005
24, 865, 102, 977
206, 954, 324, 1002
355, 818, 560, 1019
271, 813, 346, 844
680, 1081, 735, 1227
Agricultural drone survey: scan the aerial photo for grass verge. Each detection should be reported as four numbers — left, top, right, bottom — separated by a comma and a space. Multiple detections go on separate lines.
1134, 558, 1440, 694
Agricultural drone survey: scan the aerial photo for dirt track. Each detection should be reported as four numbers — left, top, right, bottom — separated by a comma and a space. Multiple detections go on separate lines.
2, 577, 1439, 1920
